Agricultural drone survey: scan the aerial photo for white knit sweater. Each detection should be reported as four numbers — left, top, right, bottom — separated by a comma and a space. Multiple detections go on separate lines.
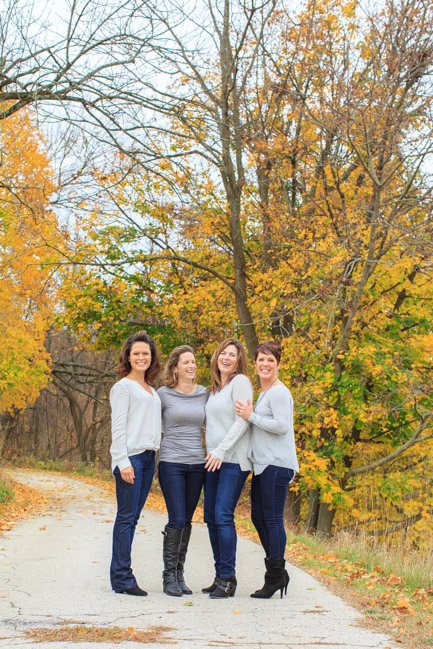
110, 377, 161, 471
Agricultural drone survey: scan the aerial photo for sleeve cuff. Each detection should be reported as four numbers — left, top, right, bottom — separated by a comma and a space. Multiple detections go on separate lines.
211, 447, 225, 461
117, 457, 132, 471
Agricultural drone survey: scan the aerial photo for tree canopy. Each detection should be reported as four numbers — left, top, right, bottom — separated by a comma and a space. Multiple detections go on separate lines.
0, 0, 432, 538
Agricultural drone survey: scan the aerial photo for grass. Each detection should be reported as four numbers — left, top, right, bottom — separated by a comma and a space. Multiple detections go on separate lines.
285, 528, 433, 591
0, 473, 48, 531
278, 528, 433, 649
0, 478, 14, 505
19, 456, 113, 480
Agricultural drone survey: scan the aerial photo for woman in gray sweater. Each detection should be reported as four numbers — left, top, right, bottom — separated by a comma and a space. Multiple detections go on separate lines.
203, 338, 253, 599
158, 345, 208, 597
235, 341, 299, 599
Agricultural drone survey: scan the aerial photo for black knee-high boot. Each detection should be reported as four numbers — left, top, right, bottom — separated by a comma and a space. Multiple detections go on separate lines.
162, 525, 183, 597
177, 523, 193, 595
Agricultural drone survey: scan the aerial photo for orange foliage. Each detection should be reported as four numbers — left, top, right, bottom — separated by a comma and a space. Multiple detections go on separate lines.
0, 108, 60, 410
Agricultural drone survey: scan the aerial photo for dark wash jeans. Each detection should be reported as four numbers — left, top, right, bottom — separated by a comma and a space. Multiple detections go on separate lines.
251, 465, 294, 560
204, 462, 250, 579
158, 461, 205, 529
110, 450, 155, 592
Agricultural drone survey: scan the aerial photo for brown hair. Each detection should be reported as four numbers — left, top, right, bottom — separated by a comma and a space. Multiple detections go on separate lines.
210, 338, 248, 393
162, 345, 195, 388
117, 330, 161, 386
255, 341, 282, 365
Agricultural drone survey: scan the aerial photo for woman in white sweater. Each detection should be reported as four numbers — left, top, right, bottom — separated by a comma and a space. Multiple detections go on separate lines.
109, 331, 162, 596
235, 341, 299, 599
203, 338, 253, 599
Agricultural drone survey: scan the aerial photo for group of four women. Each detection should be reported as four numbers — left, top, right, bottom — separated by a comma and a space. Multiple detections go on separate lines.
109, 332, 298, 600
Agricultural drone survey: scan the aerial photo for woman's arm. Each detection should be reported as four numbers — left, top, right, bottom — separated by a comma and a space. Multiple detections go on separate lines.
208, 376, 253, 464
248, 387, 293, 435
110, 382, 133, 474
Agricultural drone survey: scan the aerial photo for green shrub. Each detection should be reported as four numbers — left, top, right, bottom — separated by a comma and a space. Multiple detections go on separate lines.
0, 478, 14, 504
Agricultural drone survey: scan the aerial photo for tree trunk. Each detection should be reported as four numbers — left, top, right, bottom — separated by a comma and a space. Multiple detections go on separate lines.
305, 489, 320, 532
284, 487, 302, 527
316, 502, 336, 536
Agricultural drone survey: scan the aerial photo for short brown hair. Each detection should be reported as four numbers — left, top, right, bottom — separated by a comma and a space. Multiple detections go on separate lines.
162, 345, 195, 388
255, 341, 282, 365
117, 330, 161, 386
210, 338, 248, 393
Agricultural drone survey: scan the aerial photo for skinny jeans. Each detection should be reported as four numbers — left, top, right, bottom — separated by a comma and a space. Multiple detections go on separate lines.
110, 450, 155, 592
204, 462, 250, 579
251, 465, 294, 560
158, 461, 205, 529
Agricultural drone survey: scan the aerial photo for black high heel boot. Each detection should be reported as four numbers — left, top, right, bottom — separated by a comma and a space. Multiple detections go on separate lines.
177, 523, 193, 595
209, 576, 237, 599
162, 526, 183, 597
250, 559, 288, 599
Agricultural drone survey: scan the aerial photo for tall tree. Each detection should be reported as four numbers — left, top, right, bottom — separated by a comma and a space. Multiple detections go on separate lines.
61, 0, 433, 536
0, 108, 59, 411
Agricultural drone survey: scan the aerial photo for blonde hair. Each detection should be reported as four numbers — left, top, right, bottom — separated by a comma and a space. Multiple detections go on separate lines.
210, 338, 248, 393
162, 345, 195, 388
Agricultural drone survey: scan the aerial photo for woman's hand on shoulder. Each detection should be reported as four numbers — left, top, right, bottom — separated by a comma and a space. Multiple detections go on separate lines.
120, 465, 135, 484
204, 453, 222, 472
235, 398, 253, 420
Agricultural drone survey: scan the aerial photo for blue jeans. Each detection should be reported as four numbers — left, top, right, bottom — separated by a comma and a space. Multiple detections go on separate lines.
251, 465, 294, 560
110, 450, 155, 592
204, 462, 250, 579
158, 461, 205, 529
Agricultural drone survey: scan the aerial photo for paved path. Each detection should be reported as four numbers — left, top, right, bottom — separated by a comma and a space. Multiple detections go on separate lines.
0, 469, 398, 649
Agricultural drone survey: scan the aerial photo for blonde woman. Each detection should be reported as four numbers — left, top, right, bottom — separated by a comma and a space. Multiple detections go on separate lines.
158, 345, 208, 596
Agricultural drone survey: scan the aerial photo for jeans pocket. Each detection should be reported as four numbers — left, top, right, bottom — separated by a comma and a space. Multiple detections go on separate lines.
275, 468, 293, 488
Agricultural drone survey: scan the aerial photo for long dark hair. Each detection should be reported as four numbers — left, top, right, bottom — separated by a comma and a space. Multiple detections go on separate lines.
117, 330, 161, 386
210, 338, 248, 393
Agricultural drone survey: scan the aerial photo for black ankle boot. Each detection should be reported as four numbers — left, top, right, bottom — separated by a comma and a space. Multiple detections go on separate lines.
209, 576, 237, 599
252, 557, 290, 592
162, 526, 183, 597
202, 576, 220, 593
177, 523, 192, 594
250, 558, 288, 599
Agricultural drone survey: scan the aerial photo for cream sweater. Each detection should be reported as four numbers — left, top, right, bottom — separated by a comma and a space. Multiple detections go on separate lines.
110, 377, 161, 472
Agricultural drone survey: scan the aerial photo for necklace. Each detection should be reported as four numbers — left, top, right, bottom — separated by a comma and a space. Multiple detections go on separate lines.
254, 377, 279, 410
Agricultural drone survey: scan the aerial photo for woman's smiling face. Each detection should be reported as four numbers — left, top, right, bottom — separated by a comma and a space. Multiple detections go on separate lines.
217, 344, 239, 378
129, 341, 151, 373
175, 351, 196, 383
255, 351, 279, 383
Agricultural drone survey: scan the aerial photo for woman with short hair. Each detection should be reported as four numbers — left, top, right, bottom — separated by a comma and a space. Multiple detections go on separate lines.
235, 341, 299, 599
